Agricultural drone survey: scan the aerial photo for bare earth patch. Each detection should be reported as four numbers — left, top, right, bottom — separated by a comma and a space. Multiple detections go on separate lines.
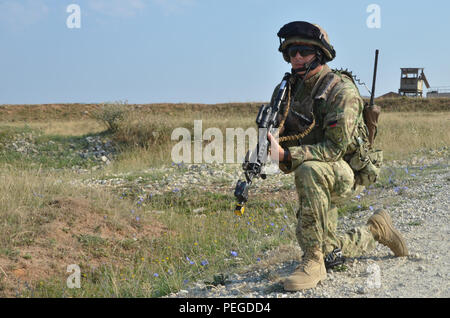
0, 196, 168, 297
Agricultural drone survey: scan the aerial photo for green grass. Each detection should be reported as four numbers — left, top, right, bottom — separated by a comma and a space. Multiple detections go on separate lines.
0, 125, 113, 170
337, 201, 370, 217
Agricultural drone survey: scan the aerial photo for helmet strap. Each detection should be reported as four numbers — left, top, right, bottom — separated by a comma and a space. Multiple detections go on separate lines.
291, 55, 320, 77
289, 58, 316, 101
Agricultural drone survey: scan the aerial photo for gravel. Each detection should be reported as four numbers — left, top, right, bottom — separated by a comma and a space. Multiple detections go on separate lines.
165, 159, 449, 298
1, 133, 116, 169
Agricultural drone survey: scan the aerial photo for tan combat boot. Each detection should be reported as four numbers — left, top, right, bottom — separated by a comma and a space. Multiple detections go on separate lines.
284, 248, 327, 291
367, 209, 408, 256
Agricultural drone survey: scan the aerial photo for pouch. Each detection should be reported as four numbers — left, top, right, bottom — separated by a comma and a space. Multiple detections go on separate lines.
353, 149, 383, 187
363, 103, 381, 148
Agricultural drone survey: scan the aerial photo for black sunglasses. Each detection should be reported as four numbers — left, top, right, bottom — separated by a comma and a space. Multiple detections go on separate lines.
287, 45, 317, 58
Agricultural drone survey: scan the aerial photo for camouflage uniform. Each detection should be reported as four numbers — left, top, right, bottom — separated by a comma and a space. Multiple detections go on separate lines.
274, 64, 377, 257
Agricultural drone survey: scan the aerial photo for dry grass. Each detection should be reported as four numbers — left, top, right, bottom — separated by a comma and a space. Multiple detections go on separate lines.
367, 97, 450, 112
106, 107, 450, 168
0, 101, 448, 297
1, 98, 448, 123
105, 107, 255, 167
376, 112, 450, 160
0, 119, 104, 136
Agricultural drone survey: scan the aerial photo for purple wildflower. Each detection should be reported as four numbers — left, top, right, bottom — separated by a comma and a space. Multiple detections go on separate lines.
186, 256, 194, 265
201, 260, 209, 266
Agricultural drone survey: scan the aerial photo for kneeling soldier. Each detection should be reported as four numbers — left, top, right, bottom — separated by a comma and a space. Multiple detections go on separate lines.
267, 21, 408, 291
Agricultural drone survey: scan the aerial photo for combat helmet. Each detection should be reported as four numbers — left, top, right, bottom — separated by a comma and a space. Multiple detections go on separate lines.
277, 21, 336, 63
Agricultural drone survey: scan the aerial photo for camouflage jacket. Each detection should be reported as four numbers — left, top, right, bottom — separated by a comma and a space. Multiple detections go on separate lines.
271, 65, 369, 173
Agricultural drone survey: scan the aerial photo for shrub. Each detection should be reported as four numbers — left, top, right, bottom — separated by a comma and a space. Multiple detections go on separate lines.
91, 101, 129, 133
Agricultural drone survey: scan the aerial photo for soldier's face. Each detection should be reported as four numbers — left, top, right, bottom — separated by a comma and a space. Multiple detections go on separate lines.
288, 44, 316, 73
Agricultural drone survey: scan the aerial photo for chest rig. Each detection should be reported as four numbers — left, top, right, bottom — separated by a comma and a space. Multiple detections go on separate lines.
277, 69, 382, 187
278, 69, 353, 149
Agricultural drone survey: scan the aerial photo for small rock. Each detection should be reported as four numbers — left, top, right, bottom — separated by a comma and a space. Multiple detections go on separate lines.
356, 285, 367, 294
230, 289, 240, 296
408, 253, 421, 260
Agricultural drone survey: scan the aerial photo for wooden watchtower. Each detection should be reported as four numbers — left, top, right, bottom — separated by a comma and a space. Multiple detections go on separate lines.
398, 68, 430, 97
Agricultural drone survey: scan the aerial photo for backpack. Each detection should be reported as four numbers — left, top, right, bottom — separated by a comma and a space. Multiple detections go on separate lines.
317, 69, 383, 187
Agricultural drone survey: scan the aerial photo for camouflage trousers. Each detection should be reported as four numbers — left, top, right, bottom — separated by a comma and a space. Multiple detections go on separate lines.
294, 159, 377, 257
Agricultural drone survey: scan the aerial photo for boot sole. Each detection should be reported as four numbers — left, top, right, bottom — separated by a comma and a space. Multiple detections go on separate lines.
283, 274, 327, 291
374, 210, 408, 256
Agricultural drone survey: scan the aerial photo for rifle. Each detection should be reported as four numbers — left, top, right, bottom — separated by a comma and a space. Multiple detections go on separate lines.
233, 72, 291, 216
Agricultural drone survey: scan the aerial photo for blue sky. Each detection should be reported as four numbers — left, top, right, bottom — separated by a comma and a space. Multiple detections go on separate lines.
0, 0, 449, 104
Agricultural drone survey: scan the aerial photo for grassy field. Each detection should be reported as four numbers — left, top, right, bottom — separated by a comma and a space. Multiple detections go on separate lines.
0, 100, 449, 297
